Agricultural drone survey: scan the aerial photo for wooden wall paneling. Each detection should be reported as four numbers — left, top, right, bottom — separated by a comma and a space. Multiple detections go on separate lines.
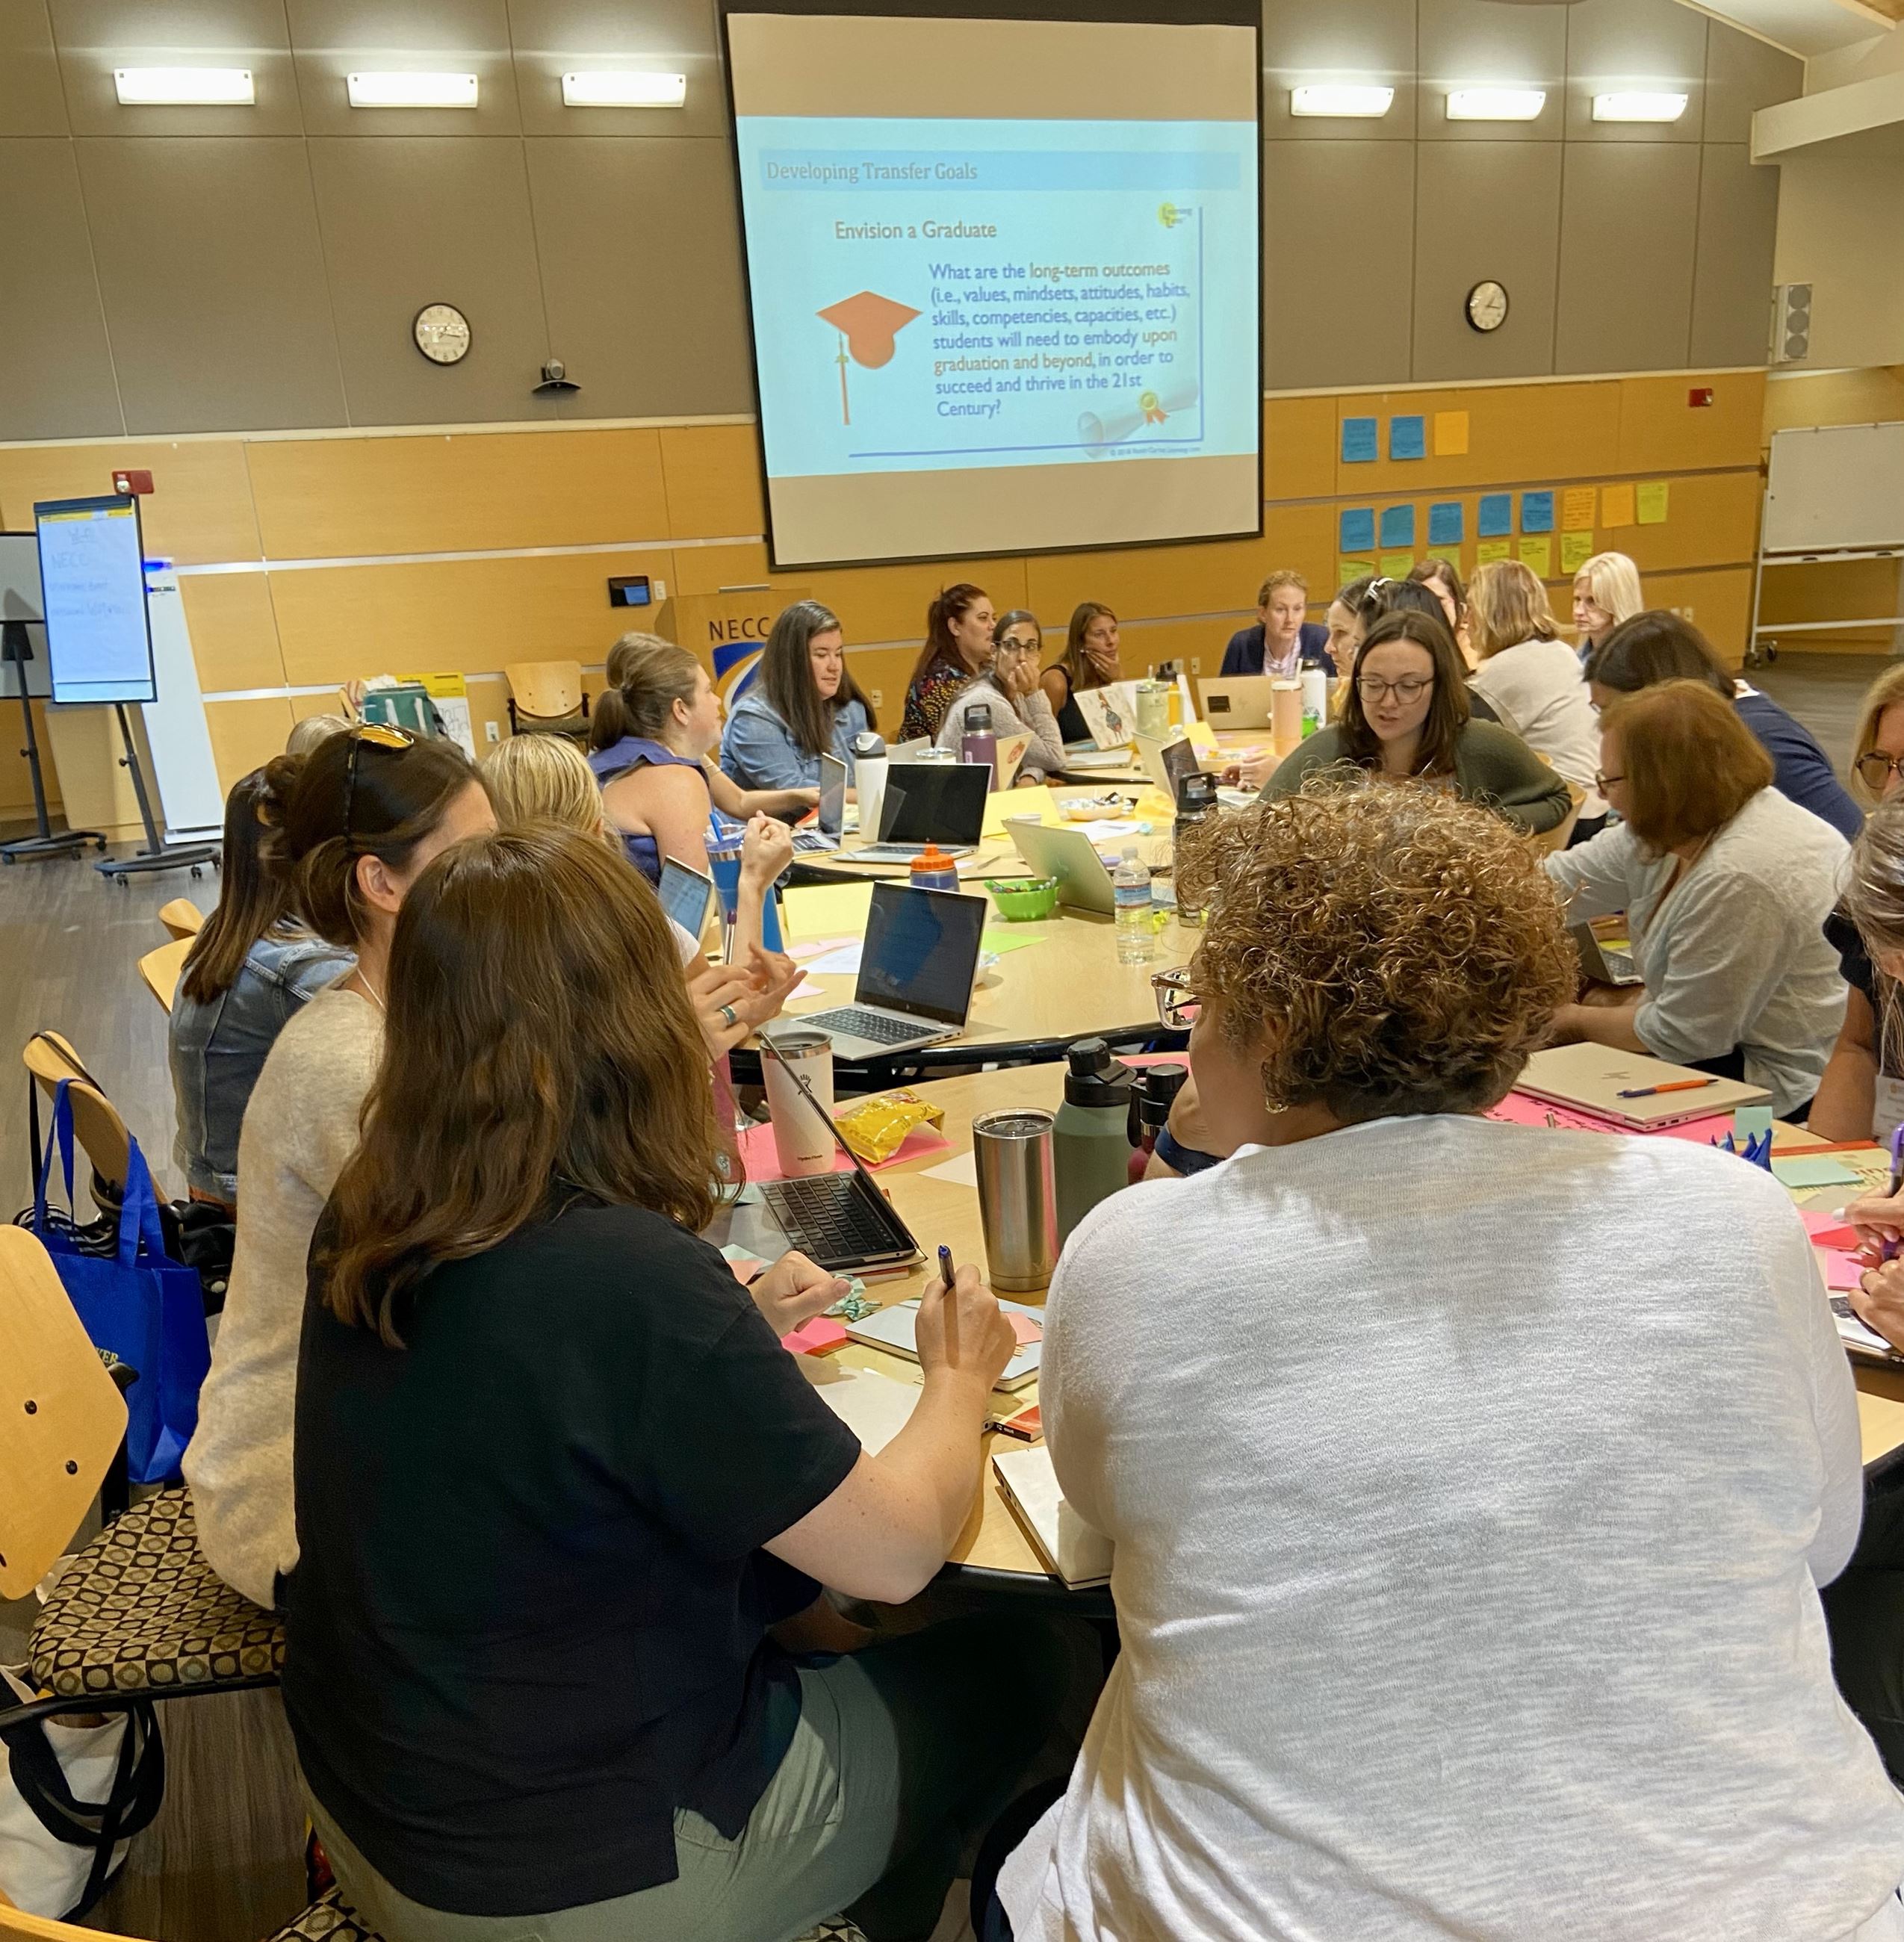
465, 674, 512, 748
1757, 558, 1901, 635
1646, 565, 1754, 663
1026, 534, 1280, 633
1761, 367, 1904, 437
665, 541, 772, 601
842, 646, 918, 723
245, 429, 670, 561
1617, 371, 1766, 474
1116, 615, 1256, 678
0, 702, 63, 816
1332, 382, 1621, 494
0, 440, 262, 565
267, 547, 676, 685
810, 559, 1033, 651
659, 425, 768, 541
43, 704, 148, 834
204, 697, 295, 789
179, 574, 287, 694
1263, 396, 1336, 503
1609, 471, 1760, 574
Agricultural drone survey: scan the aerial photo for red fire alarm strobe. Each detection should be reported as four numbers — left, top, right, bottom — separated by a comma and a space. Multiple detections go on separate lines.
112, 469, 154, 494
1687, 388, 1714, 409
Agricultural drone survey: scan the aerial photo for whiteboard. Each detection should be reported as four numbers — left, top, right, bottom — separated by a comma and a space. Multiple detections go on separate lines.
35, 495, 157, 704
1764, 422, 1904, 554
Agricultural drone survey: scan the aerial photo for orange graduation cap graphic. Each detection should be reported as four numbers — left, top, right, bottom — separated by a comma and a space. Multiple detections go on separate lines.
818, 290, 920, 425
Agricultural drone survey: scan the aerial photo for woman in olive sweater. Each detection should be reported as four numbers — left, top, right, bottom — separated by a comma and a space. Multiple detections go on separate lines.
1261, 610, 1573, 837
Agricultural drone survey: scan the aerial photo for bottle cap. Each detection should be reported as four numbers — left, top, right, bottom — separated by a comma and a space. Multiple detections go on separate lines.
911, 843, 953, 874
853, 730, 887, 759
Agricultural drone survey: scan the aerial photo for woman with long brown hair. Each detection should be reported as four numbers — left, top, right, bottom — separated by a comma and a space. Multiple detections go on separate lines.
284, 826, 1061, 1942
720, 599, 878, 791
1040, 600, 1120, 745
901, 582, 996, 743
1260, 609, 1572, 834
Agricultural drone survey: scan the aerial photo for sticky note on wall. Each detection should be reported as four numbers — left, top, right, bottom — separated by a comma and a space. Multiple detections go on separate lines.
1389, 415, 1427, 461
1562, 486, 1597, 531
1380, 551, 1416, 580
1428, 502, 1464, 547
1637, 482, 1670, 524
1476, 539, 1513, 566
1519, 536, 1554, 577
1433, 411, 1470, 457
1380, 504, 1416, 549
1342, 418, 1379, 464
1477, 494, 1513, 539
1560, 531, 1595, 574
1601, 483, 1636, 528
1339, 507, 1377, 554
1338, 556, 1375, 586
1520, 491, 1555, 535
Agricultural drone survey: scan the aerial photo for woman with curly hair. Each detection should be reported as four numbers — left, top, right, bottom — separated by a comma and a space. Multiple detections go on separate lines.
988, 784, 1904, 1942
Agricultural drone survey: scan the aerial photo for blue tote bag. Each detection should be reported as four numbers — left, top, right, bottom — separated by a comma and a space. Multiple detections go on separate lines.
31, 1082, 210, 1484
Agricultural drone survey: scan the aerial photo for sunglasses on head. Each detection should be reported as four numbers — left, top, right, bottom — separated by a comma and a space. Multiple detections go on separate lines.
343, 723, 418, 849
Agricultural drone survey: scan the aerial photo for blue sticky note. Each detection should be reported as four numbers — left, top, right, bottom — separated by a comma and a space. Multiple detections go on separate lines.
1389, 415, 1427, 462
1342, 417, 1379, 464
1477, 493, 1513, 539
1339, 507, 1377, 554
1428, 501, 1464, 547
1521, 490, 1555, 535
1379, 504, 1415, 550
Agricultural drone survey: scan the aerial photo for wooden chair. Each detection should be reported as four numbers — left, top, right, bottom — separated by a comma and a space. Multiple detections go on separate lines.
140, 939, 191, 1014
158, 899, 204, 941
22, 1033, 131, 1212
0, 1890, 391, 1939
505, 660, 589, 739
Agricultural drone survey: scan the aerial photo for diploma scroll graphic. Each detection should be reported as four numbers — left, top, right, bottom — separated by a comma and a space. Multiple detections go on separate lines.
1077, 380, 1200, 456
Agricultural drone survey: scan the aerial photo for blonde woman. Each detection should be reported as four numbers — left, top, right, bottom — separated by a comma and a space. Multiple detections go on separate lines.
1572, 551, 1643, 667
483, 732, 612, 840
1466, 559, 1601, 820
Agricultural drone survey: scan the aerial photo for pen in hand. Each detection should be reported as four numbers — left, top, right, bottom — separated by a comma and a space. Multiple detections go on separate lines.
937, 1244, 960, 1369
938, 1244, 955, 1289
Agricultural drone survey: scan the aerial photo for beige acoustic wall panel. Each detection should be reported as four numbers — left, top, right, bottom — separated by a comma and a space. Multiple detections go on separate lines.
284, 0, 521, 137
247, 428, 670, 560
205, 697, 296, 788
0, 142, 120, 441
1560, 0, 1707, 144
1259, 0, 1418, 140
75, 137, 347, 434
1702, 19, 1802, 146
1264, 397, 1338, 503
1690, 148, 1781, 372
1555, 144, 1699, 375
527, 138, 754, 421
660, 425, 768, 542
307, 137, 553, 427
0, 4, 68, 134
1263, 142, 1415, 391
179, 574, 287, 693
1410, 143, 1562, 382
0, 440, 262, 565
1649, 565, 1753, 661
506, 0, 731, 141
1331, 382, 1622, 494
0, 703, 62, 816
1616, 370, 1764, 473
49, 0, 303, 137
1415, 0, 1567, 145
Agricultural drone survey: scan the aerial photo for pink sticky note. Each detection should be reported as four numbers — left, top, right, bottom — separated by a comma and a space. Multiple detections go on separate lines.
1823, 1248, 1867, 1293
728, 1255, 766, 1285
1803, 1211, 1859, 1250
781, 1315, 849, 1356
1008, 1313, 1043, 1347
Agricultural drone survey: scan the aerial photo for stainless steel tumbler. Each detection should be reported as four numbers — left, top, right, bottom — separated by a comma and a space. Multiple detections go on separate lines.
973, 1108, 1060, 1293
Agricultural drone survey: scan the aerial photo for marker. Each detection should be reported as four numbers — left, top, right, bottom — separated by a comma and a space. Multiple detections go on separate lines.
938, 1244, 955, 1289
1615, 1079, 1717, 1099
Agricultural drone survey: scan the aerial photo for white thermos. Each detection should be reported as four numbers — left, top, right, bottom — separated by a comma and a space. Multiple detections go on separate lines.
853, 730, 888, 843
1300, 665, 1328, 736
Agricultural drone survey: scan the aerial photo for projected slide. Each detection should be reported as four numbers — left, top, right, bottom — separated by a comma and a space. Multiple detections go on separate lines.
726, 13, 1260, 569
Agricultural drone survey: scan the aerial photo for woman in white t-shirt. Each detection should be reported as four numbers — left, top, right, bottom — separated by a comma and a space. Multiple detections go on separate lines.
990, 783, 1904, 1942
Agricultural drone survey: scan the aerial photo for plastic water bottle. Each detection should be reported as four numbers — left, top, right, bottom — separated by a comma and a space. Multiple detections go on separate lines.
1300, 665, 1327, 739
1113, 845, 1154, 965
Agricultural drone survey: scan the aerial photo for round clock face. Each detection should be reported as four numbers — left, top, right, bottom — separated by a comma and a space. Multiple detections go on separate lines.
412, 303, 471, 364
1466, 280, 1510, 334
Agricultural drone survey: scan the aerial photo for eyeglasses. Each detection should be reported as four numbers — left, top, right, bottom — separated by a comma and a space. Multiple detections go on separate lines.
1356, 676, 1433, 705
996, 636, 1040, 655
1594, 771, 1625, 792
1151, 966, 1200, 1029
1856, 751, 1904, 791
343, 722, 418, 849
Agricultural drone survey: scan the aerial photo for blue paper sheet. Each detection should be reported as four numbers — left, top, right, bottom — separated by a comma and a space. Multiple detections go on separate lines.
1339, 507, 1377, 553
1379, 504, 1416, 550
1521, 490, 1556, 535
1341, 418, 1379, 464
1477, 493, 1514, 539
1389, 415, 1427, 461
1427, 501, 1464, 547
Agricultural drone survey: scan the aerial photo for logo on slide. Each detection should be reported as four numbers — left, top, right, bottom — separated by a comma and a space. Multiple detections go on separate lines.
817, 291, 921, 425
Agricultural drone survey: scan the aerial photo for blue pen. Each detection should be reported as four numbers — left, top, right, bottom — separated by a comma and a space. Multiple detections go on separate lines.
938, 1245, 955, 1289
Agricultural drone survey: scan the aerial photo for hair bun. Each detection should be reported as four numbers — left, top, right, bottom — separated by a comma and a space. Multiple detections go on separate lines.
256, 751, 305, 828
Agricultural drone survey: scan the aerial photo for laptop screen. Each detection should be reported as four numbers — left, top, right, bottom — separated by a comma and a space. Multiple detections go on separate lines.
1161, 736, 1201, 801
816, 752, 847, 837
878, 762, 990, 845
657, 858, 714, 940
855, 882, 987, 1026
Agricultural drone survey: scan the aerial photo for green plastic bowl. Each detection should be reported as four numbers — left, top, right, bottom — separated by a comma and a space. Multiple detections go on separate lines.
986, 876, 1060, 922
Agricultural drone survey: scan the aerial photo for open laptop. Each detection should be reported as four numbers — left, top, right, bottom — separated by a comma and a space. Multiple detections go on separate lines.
789, 880, 988, 1058
1135, 732, 1203, 803
1197, 675, 1277, 730
754, 1039, 922, 1275
856, 761, 990, 862
657, 857, 715, 943
1513, 1043, 1770, 1130
1572, 919, 1641, 987
793, 753, 848, 854
1005, 819, 1117, 915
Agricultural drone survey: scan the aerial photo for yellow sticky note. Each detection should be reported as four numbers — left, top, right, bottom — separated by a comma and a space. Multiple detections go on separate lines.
1637, 481, 1670, 525
1601, 482, 1636, 529
982, 783, 1061, 837
1380, 551, 1415, 580
1475, 539, 1513, 566
1338, 556, 1375, 586
1433, 411, 1470, 457
783, 880, 875, 940
1518, 535, 1554, 577
1185, 719, 1220, 757
1562, 487, 1597, 532
1560, 531, 1595, 574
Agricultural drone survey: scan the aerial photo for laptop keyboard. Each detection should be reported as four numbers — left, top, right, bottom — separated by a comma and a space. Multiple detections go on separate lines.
792, 831, 838, 852
801, 1005, 938, 1047
763, 1175, 902, 1262
854, 844, 974, 862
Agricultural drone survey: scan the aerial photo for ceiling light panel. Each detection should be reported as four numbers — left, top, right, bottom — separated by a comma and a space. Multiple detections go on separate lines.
1290, 84, 1394, 119
1593, 91, 1689, 122
347, 71, 479, 108
114, 66, 254, 105
1446, 88, 1546, 121
562, 70, 686, 108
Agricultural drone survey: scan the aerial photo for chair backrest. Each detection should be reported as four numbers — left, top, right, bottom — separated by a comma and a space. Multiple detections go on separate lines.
506, 660, 585, 723
0, 1226, 127, 1600
22, 1033, 133, 1200
139, 938, 192, 1014
0, 1903, 100, 1938
158, 898, 204, 940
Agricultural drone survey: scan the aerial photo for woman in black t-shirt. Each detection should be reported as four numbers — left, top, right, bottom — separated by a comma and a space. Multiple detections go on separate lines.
284, 825, 1061, 1942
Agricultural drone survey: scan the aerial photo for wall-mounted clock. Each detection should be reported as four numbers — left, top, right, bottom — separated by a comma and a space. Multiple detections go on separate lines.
412, 303, 472, 364
1466, 280, 1510, 334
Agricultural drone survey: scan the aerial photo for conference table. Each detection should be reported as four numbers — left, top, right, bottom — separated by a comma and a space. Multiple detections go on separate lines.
720, 1064, 1904, 1598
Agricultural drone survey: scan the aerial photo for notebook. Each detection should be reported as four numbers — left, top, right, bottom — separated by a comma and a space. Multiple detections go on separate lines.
991, 1445, 1114, 1589
845, 1295, 1044, 1390
801, 1362, 921, 1453
1513, 1043, 1770, 1131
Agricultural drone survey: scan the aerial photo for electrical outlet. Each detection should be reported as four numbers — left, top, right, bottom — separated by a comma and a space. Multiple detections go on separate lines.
1190, 657, 1201, 674
869, 688, 883, 707
484, 719, 500, 744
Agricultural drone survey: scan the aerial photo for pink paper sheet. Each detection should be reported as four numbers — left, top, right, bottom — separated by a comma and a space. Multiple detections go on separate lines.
1803, 1210, 1859, 1250
1820, 1247, 1867, 1293
1484, 1093, 1736, 1145
736, 1117, 952, 1184
781, 1315, 849, 1356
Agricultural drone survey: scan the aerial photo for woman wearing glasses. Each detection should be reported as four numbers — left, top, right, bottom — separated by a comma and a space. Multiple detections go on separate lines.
1259, 609, 1572, 835
935, 611, 1066, 781
1544, 680, 1849, 1120
991, 787, 1904, 1942
187, 726, 496, 1608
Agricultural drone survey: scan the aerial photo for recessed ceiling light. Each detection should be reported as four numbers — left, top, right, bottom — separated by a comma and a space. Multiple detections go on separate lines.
1290, 84, 1394, 119
1593, 91, 1689, 122
562, 70, 686, 108
346, 71, 479, 108
1446, 88, 1546, 122
114, 66, 254, 105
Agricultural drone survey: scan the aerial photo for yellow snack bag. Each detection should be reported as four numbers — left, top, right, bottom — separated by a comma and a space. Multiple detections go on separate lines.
833, 1090, 946, 1165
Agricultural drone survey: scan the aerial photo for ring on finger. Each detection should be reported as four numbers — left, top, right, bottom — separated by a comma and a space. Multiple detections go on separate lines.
719, 1004, 739, 1028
